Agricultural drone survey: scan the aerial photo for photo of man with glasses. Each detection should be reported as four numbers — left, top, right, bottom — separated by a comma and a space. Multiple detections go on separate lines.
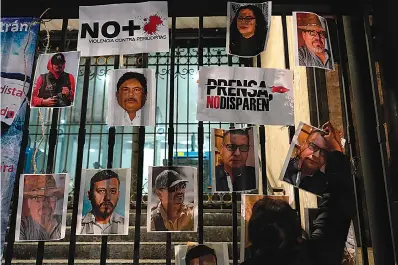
213, 128, 258, 192
16, 174, 69, 241
282, 121, 344, 195
294, 12, 334, 70
148, 167, 197, 232
107, 69, 155, 126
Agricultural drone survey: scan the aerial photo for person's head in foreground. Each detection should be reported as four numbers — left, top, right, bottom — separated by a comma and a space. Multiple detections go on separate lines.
248, 198, 303, 261
155, 169, 188, 214
297, 129, 328, 176
88, 170, 121, 221
24, 174, 63, 228
221, 129, 250, 173
185, 244, 217, 265
229, 5, 267, 54
298, 13, 327, 56
116, 72, 148, 121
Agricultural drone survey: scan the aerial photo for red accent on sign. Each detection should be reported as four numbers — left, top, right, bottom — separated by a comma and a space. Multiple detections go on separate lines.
271, 86, 290, 93
143, 15, 163, 35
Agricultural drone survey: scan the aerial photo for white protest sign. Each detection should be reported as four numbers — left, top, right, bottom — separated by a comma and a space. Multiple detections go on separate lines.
1, 78, 27, 125
197, 66, 294, 125
78, 2, 169, 56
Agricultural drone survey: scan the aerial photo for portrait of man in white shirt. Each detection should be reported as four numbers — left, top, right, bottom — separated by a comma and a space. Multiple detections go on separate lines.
107, 69, 155, 126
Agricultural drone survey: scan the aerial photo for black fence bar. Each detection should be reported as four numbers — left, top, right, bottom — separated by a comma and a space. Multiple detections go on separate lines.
3, 19, 41, 264
36, 18, 69, 265
197, 16, 204, 244
67, 58, 91, 265
166, 16, 177, 265
281, 14, 301, 218
335, 16, 369, 265
256, 54, 268, 195
99, 55, 120, 265
227, 54, 239, 265
133, 53, 148, 265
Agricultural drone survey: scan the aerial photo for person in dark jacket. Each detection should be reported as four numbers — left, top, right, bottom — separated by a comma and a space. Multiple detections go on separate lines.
241, 122, 355, 265
215, 128, 257, 192
31, 53, 75, 107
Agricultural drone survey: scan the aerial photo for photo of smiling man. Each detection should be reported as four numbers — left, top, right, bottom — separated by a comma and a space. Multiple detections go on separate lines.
107, 69, 155, 126
76, 169, 131, 235
148, 166, 197, 232
293, 12, 334, 70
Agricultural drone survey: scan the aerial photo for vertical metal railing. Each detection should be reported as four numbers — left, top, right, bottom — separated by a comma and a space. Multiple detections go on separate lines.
67, 57, 91, 265
197, 16, 205, 245
165, 16, 177, 265
133, 53, 148, 265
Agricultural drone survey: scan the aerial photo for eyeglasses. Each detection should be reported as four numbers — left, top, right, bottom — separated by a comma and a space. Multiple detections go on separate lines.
168, 182, 186, 192
224, 144, 250, 152
29, 195, 57, 203
307, 142, 328, 157
237, 16, 255, 23
305, 30, 327, 39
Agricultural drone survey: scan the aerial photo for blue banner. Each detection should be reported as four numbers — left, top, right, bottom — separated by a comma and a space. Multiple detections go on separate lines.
1, 17, 39, 258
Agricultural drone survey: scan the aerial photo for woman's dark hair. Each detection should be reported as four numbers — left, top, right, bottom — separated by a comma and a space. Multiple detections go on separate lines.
248, 198, 303, 256
229, 4, 268, 56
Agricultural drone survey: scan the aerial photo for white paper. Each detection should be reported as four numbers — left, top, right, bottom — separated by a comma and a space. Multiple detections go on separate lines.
197, 66, 294, 125
76, 168, 131, 235
78, 2, 169, 56
106, 68, 156, 126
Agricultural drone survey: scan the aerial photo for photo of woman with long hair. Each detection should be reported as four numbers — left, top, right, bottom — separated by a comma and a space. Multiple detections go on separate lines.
227, 2, 271, 57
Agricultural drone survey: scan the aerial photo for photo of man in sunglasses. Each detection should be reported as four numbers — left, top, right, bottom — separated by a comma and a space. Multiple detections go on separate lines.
150, 168, 195, 231
215, 128, 257, 192
283, 121, 344, 195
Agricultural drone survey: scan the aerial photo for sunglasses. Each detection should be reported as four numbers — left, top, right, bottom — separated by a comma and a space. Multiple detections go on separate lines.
168, 182, 186, 192
29, 195, 57, 203
304, 30, 327, 39
224, 144, 250, 152
307, 142, 328, 157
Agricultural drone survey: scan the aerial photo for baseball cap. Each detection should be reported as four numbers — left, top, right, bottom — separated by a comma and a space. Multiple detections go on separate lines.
155, 169, 188, 190
51, 53, 66, 65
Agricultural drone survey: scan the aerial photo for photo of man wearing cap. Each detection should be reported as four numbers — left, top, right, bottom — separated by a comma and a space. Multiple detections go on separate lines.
31, 51, 80, 108
294, 12, 334, 70
148, 166, 197, 232
16, 174, 69, 241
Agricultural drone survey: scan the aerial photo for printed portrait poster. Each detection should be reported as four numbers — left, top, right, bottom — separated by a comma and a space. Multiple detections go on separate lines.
76, 168, 131, 235
279, 121, 336, 196
147, 166, 197, 232
212, 127, 259, 192
227, 2, 272, 57
14, 174, 70, 241
107, 68, 156, 126
1, 17, 39, 258
78, 2, 169, 56
293, 12, 335, 70
240, 194, 289, 261
30, 51, 80, 108
175, 242, 229, 265
197, 66, 294, 125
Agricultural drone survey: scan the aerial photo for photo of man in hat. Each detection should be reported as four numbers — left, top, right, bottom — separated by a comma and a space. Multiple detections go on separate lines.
148, 167, 197, 232
294, 12, 334, 70
17, 174, 68, 241
31, 51, 80, 108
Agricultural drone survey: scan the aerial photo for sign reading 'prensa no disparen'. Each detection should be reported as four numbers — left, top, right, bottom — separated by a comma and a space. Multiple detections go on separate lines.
197, 66, 294, 125
78, 2, 169, 56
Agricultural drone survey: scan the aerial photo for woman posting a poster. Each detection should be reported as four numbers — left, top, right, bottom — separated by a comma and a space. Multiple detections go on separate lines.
228, 2, 271, 57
